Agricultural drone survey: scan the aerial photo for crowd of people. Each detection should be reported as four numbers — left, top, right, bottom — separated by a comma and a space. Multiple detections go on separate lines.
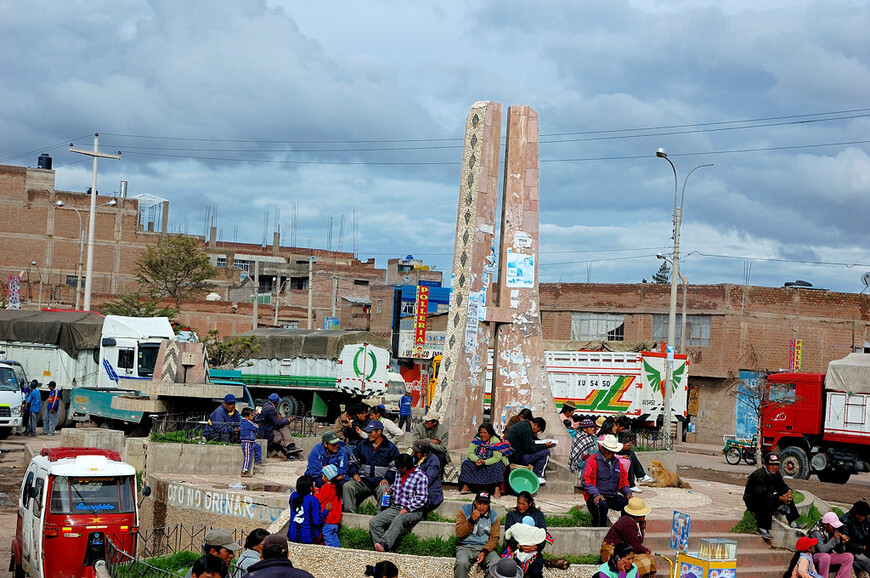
194, 392, 870, 578
13, 379, 60, 437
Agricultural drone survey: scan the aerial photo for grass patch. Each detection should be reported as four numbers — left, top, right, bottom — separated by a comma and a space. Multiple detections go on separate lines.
730, 510, 758, 534
793, 491, 805, 505
357, 501, 379, 516
834, 507, 844, 516
545, 506, 594, 528
797, 504, 822, 528
544, 553, 600, 565
338, 526, 457, 557
426, 511, 455, 523
114, 550, 199, 577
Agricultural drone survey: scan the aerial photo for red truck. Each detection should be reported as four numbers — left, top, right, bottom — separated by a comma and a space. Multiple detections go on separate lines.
761, 352, 870, 484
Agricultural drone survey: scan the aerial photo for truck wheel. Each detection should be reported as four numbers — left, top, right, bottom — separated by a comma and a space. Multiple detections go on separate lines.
53, 400, 67, 430
289, 396, 306, 417
779, 447, 810, 479
817, 469, 852, 484
0, 428, 9, 440
278, 396, 296, 417
725, 447, 742, 465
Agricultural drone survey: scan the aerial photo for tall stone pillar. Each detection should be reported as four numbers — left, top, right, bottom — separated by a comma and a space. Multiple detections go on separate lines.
490, 106, 570, 456
430, 101, 502, 450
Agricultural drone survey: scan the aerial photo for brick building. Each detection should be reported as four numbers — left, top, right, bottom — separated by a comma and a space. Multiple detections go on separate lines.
539, 282, 870, 443
0, 163, 167, 307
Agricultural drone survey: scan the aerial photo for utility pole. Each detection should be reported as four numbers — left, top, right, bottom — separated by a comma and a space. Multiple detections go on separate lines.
252, 260, 260, 330
69, 134, 120, 311
307, 257, 315, 329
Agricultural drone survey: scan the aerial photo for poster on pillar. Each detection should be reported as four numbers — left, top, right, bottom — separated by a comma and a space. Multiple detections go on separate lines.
505, 249, 535, 288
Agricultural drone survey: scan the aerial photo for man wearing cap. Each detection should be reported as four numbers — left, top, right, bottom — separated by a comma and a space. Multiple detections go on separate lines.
370, 453, 429, 552
257, 393, 300, 460
569, 419, 599, 476
204, 394, 241, 442
743, 453, 800, 539
454, 491, 502, 578
343, 419, 400, 512
412, 410, 451, 473
581, 434, 633, 527
412, 438, 444, 511
306, 431, 348, 488
241, 534, 314, 578
601, 497, 656, 578
808, 511, 854, 578
506, 417, 554, 484
370, 404, 404, 442
183, 528, 240, 578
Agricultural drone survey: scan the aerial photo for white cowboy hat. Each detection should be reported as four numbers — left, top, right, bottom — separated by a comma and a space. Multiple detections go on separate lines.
504, 523, 546, 547
599, 434, 623, 453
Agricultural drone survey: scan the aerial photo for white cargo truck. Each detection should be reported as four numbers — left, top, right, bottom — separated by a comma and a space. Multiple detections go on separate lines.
0, 311, 176, 427
223, 329, 391, 419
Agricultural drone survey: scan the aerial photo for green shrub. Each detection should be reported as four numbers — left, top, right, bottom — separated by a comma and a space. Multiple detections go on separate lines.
357, 501, 379, 516
545, 506, 593, 528
114, 550, 200, 577
793, 491, 805, 505
797, 504, 822, 528
730, 510, 758, 534
337, 526, 457, 557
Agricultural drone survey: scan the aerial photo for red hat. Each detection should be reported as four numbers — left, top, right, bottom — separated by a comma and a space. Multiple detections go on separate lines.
796, 536, 818, 552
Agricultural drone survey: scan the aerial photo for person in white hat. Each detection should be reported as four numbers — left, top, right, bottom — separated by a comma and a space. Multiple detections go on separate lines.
580, 434, 633, 527
601, 497, 656, 577
412, 410, 450, 473
808, 511, 854, 578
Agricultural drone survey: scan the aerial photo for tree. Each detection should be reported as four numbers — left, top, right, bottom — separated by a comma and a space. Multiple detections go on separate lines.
136, 235, 217, 307
652, 261, 671, 284
99, 289, 179, 319
203, 330, 260, 368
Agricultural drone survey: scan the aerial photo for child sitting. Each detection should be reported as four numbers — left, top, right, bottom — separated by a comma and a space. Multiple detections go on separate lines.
314, 464, 343, 547
240, 407, 262, 477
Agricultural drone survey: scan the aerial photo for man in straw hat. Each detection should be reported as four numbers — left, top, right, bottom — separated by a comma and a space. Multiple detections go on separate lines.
412, 410, 450, 473
581, 434, 633, 527
743, 452, 800, 539
601, 497, 656, 578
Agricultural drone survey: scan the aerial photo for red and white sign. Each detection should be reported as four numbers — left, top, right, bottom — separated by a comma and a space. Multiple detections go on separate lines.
789, 339, 802, 372
413, 285, 430, 358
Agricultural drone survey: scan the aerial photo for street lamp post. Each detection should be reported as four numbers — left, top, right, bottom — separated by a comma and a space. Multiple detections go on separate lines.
69, 134, 121, 311
55, 201, 84, 310
656, 148, 713, 445
657, 253, 689, 354
31, 261, 43, 310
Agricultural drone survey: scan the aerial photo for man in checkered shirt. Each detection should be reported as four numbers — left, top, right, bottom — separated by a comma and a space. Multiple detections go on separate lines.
370, 453, 429, 552
569, 419, 599, 478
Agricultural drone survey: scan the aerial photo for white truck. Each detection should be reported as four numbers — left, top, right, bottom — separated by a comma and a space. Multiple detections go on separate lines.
0, 359, 27, 438
220, 329, 391, 419
485, 348, 689, 426
0, 310, 247, 428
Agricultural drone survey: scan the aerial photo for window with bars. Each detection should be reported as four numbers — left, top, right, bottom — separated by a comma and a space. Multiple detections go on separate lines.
570, 313, 625, 341
653, 314, 711, 346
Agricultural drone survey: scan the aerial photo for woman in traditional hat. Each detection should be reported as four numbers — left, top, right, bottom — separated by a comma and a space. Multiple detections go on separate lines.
504, 492, 551, 578
784, 536, 823, 578
458, 422, 512, 497
601, 497, 656, 578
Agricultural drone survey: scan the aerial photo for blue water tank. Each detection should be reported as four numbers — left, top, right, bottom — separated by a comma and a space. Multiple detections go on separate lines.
37, 154, 52, 169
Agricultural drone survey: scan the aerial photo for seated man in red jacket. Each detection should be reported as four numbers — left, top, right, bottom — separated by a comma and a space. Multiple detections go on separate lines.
601, 497, 656, 578
581, 434, 633, 527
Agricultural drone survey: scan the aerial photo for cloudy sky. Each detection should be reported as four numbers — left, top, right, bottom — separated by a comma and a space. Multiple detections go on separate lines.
2, 0, 869, 292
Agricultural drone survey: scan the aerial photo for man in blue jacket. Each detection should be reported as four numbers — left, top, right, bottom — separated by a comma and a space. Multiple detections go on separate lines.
398, 389, 413, 432
257, 393, 300, 459
204, 394, 241, 442
25, 381, 41, 436
306, 431, 348, 488
342, 420, 399, 513
412, 439, 444, 512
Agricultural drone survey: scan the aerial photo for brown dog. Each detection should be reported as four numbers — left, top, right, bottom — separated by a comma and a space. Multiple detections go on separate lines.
646, 460, 691, 489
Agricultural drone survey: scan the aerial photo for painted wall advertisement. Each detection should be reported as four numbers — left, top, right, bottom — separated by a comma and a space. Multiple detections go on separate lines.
413, 285, 430, 358
789, 338, 802, 372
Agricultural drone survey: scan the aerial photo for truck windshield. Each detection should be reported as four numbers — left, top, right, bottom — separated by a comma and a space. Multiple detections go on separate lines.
49, 475, 135, 514
0, 367, 19, 391
767, 382, 796, 404
137, 344, 162, 377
